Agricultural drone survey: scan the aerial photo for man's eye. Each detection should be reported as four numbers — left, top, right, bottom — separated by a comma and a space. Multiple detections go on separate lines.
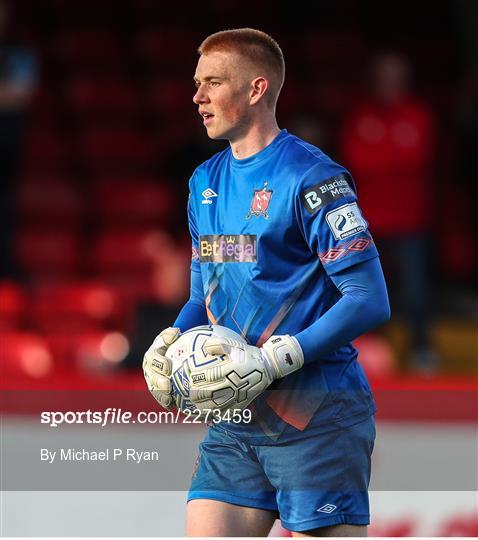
209, 81, 220, 87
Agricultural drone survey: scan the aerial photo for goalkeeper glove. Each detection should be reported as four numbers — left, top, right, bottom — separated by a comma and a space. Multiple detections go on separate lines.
142, 327, 181, 409
187, 334, 304, 413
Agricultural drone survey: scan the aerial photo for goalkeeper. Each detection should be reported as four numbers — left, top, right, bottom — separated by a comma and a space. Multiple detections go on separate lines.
143, 28, 390, 537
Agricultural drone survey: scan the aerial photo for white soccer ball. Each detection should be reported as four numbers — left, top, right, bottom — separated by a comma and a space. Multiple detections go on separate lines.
166, 325, 247, 413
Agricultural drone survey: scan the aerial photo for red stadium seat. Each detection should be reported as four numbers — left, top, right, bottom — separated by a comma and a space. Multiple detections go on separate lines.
80, 128, 158, 172
14, 229, 80, 279
93, 178, 175, 227
276, 82, 302, 117
74, 330, 130, 373
28, 83, 63, 131
47, 330, 130, 374
32, 281, 125, 334
90, 229, 164, 305
437, 185, 476, 277
440, 230, 476, 277
136, 28, 199, 66
23, 129, 71, 171
45, 0, 117, 16
301, 31, 368, 80
397, 36, 458, 80
53, 30, 125, 74
147, 78, 196, 118
92, 229, 156, 275
310, 81, 356, 117
302, 31, 368, 62
104, 277, 154, 308
0, 331, 55, 379
135, 0, 198, 16
0, 281, 28, 330
66, 76, 142, 121
15, 176, 83, 226
91, 229, 188, 307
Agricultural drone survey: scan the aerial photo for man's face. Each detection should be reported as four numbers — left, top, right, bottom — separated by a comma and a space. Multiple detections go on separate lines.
193, 51, 252, 141
372, 54, 409, 105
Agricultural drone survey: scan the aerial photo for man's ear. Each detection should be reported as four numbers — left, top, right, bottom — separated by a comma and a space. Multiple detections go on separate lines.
250, 77, 269, 105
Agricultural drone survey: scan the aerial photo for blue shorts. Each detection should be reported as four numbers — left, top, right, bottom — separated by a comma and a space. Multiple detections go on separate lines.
188, 416, 376, 532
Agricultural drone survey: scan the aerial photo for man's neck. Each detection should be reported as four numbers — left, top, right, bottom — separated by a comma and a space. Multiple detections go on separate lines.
229, 117, 281, 160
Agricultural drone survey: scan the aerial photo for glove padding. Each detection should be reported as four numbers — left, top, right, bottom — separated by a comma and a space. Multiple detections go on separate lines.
187, 334, 304, 413
143, 327, 181, 409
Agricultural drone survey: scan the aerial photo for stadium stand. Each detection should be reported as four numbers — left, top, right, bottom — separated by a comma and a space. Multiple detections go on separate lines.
1, 0, 476, 382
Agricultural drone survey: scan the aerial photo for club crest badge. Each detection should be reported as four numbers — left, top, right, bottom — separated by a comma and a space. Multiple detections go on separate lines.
246, 182, 273, 219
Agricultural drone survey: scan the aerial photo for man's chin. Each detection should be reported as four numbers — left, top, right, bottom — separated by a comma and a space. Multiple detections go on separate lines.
205, 127, 228, 141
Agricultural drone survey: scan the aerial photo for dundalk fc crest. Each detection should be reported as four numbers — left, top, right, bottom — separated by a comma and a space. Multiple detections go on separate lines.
246, 182, 273, 219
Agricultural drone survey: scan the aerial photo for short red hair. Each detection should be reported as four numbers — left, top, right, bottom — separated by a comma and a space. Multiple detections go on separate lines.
198, 28, 285, 108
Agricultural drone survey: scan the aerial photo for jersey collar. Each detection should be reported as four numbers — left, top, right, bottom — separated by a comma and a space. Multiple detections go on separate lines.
229, 129, 289, 169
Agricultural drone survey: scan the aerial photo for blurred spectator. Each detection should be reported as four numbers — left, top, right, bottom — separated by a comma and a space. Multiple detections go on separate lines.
340, 52, 437, 372
144, 230, 190, 305
0, 0, 37, 278
123, 230, 190, 367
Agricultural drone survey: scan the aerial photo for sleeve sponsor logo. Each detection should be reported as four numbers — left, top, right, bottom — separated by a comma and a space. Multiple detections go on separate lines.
325, 202, 367, 240
199, 235, 257, 263
301, 173, 355, 214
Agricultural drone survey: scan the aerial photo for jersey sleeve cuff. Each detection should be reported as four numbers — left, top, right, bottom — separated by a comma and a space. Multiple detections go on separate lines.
321, 246, 379, 275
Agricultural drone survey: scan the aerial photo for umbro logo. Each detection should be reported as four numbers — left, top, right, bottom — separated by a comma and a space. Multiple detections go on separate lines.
317, 504, 337, 514
201, 188, 218, 205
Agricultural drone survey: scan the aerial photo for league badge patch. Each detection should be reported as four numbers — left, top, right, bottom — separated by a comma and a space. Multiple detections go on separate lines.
246, 182, 273, 219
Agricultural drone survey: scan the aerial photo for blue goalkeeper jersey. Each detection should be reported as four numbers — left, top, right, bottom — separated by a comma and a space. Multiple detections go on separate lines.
187, 129, 378, 441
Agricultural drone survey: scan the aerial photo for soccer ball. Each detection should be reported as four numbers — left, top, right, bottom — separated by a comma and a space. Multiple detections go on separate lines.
166, 325, 247, 413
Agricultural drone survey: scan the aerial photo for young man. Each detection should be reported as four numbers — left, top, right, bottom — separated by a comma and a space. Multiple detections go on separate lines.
143, 28, 390, 536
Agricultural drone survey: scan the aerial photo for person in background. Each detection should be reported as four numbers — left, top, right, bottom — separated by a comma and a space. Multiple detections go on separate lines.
340, 52, 437, 372
123, 230, 190, 368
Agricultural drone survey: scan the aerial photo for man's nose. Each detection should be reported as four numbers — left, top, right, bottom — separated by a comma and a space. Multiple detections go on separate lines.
193, 85, 208, 104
